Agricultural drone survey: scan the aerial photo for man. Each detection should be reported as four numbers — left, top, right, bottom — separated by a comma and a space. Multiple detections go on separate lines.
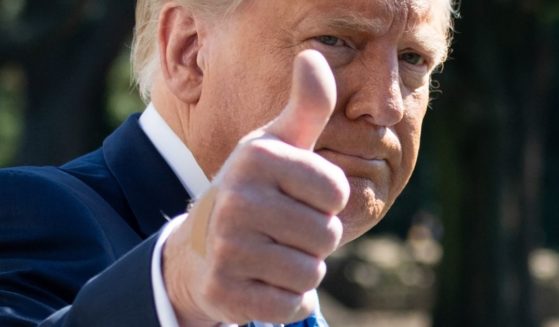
0, 0, 455, 326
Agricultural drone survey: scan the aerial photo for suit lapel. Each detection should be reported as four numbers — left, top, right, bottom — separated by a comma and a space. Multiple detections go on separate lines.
102, 114, 190, 238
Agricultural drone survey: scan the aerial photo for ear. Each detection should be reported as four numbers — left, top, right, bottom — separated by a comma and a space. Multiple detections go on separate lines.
158, 4, 204, 104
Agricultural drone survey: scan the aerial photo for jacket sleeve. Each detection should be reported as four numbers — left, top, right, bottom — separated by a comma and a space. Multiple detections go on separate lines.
0, 169, 161, 327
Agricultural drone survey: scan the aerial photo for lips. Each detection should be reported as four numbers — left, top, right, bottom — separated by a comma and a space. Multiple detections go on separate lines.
316, 148, 389, 179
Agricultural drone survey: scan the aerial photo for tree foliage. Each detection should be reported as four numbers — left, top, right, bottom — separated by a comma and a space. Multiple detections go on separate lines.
0, 0, 135, 165
430, 1, 559, 326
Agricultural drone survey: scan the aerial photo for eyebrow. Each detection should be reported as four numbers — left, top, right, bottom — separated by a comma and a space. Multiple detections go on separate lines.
325, 14, 449, 65
326, 15, 390, 36
406, 28, 449, 64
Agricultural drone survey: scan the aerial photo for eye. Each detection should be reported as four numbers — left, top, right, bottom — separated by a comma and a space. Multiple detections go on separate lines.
400, 52, 426, 66
311, 35, 356, 67
315, 35, 347, 47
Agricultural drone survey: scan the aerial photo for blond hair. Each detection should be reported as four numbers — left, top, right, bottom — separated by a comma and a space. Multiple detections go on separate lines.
131, 0, 458, 102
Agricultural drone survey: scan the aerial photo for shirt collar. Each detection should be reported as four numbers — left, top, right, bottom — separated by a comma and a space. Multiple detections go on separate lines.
139, 103, 210, 199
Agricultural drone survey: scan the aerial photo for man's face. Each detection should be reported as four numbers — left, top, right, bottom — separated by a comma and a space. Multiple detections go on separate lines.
188, 0, 449, 244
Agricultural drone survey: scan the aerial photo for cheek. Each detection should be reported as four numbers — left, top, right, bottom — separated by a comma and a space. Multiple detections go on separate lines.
396, 95, 429, 177
400, 117, 422, 162
253, 73, 292, 124
227, 57, 293, 132
197, 59, 295, 172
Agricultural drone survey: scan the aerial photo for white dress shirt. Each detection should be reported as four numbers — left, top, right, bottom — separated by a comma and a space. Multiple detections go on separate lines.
139, 104, 288, 327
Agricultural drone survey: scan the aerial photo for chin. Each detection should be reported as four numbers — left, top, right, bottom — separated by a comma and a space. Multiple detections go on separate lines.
338, 176, 391, 246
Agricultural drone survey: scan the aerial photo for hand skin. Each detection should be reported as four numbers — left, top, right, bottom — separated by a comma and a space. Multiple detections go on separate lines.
163, 50, 349, 326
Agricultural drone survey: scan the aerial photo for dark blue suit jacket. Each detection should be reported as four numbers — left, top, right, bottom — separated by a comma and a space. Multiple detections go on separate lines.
0, 114, 190, 326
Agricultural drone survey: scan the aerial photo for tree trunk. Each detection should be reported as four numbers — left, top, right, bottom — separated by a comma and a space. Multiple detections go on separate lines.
432, 1, 555, 326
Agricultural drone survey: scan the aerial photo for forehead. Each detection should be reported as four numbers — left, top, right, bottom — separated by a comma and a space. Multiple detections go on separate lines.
237, 0, 450, 40
231, 0, 450, 62
293, 0, 449, 59
236, 0, 449, 33
300, 0, 447, 32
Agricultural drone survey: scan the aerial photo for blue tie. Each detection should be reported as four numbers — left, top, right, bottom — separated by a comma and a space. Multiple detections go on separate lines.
285, 312, 328, 326
245, 312, 329, 327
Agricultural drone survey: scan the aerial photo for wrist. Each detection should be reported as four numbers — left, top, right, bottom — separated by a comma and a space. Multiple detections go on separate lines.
163, 222, 219, 327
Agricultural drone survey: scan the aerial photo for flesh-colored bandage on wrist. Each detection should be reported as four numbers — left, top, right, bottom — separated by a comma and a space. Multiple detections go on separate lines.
189, 186, 218, 256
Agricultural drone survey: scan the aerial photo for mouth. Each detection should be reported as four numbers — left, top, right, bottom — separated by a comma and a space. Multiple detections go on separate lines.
315, 148, 388, 179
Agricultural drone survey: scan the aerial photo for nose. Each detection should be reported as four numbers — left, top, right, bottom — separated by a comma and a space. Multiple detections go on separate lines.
345, 57, 404, 127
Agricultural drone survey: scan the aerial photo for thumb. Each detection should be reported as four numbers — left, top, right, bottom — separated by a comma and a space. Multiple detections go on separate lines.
265, 50, 337, 150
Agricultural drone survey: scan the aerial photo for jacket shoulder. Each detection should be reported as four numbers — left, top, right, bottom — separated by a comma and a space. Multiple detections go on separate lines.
0, 166, 156, 326
0, 166, 120, 257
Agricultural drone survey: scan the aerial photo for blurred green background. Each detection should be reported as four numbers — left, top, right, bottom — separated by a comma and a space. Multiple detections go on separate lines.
1, 1, 558, 326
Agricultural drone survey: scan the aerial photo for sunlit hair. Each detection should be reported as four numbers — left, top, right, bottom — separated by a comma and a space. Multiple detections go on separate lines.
131, 0, 459, 102
443, 0, 461, 59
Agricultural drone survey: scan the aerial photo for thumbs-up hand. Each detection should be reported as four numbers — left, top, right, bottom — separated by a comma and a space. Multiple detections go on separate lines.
164, 50, 350, 326
265, 49, 337, 150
